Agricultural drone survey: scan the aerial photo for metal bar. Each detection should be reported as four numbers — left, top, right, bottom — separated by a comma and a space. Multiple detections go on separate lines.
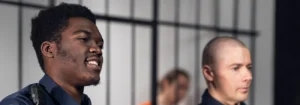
216, 28, 256, 36
0, 0, 47, 9
249, 30, 256, 105
105, 0, 110, 104
18, 0, 23, 90
214, 0, 220, 36
130, 0, 136, 104
49, 0, 55, 7
249, 0, 257, 104
95, 15, 152, 25
233, 0, 239, 37
78, 0, 82, 5
158, 21, 257, 36
195, 0, 201, 104
130, 22, 136, 105
174, 0, 180, 104
151, 0, 159, 105
174, 0, 180, 67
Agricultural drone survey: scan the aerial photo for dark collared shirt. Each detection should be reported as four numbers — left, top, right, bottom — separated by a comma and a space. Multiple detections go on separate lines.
0, 75, 91, 105
199, 89, 246, 105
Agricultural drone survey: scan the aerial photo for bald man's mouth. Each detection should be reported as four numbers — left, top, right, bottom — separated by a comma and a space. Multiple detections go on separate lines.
238, 87, 249, 93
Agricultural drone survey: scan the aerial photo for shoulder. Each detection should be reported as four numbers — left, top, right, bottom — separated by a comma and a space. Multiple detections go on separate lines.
0, 84, 34, 105
82, 93, 92, 105
198, 103, 205, 105
139, 101, 151, 105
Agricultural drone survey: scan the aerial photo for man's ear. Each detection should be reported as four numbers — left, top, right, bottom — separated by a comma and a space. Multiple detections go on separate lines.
202, 65, 214, 82
41, 41, 56, 58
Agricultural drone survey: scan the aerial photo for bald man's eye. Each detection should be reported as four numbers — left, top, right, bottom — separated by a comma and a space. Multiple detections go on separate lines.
233, 66, 240, 71
247, 66, 252, 71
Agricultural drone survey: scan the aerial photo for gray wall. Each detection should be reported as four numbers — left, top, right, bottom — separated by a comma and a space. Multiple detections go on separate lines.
0, 4, 19, 99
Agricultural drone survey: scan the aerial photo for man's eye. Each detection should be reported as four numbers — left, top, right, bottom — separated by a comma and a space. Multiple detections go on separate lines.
247, 66, 252, 71
233, 66, 240, 71
97, 43, 104, 49
99, 45, 104, 49
78, 37, 88, 42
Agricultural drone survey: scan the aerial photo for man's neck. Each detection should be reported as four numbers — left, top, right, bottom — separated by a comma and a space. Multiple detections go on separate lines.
61, 83, 84, 104
208, 88, 239, 105
45, 63, 84, 104
49, 73, 84, 104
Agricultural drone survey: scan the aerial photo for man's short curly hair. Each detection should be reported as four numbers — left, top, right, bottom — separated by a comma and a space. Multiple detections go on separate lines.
30, 3, 96, 71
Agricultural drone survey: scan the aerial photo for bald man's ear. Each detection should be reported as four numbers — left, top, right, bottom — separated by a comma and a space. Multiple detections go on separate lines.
202, 65, 214, 82
41, 41, 56, 58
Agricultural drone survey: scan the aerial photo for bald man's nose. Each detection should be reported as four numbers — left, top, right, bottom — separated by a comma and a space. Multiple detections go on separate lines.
243, 68, 253, 82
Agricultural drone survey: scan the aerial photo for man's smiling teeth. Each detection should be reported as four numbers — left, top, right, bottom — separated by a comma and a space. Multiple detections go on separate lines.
87, 61, 98, 66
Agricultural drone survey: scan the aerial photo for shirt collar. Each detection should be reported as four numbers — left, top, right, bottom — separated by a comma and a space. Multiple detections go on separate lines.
201, 89, 246, 105
39, 74, 91, 105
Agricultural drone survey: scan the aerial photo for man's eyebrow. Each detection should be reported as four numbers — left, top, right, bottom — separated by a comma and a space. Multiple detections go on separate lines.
73, 29, 104, 43
228, 63, 252, 67
73, 30, 92, 36
228, 63, 243, 67
247, 63, 252, 66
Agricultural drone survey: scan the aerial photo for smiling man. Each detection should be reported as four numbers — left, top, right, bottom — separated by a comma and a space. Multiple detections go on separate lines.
0, 3, 103, 105
199, 36, 252, 105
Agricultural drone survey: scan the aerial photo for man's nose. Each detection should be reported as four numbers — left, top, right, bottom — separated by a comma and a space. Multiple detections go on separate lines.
243, 68, 253, 82
89, 42, 102, 55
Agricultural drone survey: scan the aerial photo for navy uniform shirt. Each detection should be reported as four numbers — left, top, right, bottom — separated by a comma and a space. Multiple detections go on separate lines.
199, 89, 246, 105
0, 75, 92, 105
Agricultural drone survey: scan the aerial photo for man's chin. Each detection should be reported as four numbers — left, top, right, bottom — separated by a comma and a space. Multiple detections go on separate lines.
235, 94, 248, 102
83, 78, 100, 86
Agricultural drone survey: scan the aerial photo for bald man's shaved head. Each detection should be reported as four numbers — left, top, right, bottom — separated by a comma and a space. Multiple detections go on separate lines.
201, 36, 252, 105
202, 36, 247, 67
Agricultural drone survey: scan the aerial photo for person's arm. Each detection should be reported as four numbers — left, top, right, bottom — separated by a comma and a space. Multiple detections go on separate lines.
0, 99, 25, 105
139, 101, 151, 105
0, 96, 33, 105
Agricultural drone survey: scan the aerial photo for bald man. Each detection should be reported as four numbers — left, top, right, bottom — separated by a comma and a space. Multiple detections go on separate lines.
199, 36, 252, 105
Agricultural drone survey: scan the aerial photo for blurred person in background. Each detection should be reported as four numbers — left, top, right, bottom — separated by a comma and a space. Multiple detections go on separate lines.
0, 3, 103, 105
140, 68, 190, 105
199, 36, 252, 105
